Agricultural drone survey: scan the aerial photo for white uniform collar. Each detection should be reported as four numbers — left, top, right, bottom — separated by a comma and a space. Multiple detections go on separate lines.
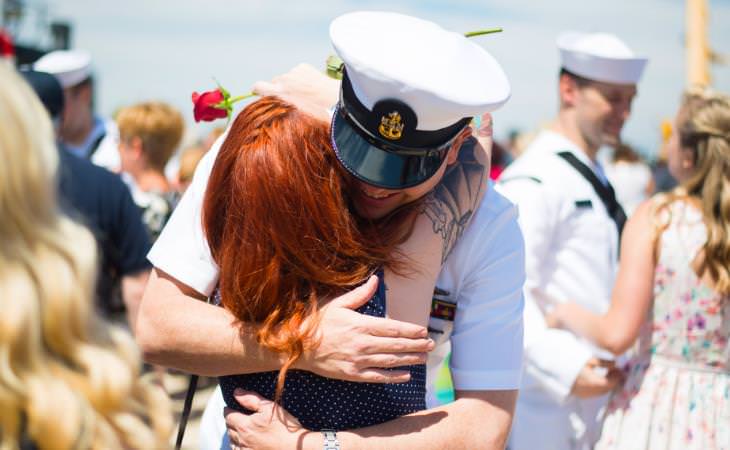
536, 130, 609, 185
63, 116, 107, 158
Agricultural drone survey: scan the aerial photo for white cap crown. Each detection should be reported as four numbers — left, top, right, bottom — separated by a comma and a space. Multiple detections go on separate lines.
330, 11, 510, 131
557, 31, 647, 85
33, 50, 92, 89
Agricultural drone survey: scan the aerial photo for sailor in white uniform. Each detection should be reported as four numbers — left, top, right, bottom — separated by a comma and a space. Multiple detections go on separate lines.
33, 50, 121, 171
139, 11, 525, 450
497, 32, 648, 450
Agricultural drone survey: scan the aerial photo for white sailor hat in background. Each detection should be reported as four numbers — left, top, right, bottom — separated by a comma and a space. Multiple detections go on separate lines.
329, 11, 510, 189
557, 31, 648, 85
33, 49, 93, 89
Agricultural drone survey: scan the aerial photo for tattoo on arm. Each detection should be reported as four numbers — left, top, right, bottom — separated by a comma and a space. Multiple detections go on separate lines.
420, 137, 488, 262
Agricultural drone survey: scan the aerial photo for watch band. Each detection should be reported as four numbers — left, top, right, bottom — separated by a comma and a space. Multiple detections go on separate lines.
322, 429, 340, 450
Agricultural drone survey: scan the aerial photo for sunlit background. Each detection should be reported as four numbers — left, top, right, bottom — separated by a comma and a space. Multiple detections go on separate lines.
5, 0, 730, 156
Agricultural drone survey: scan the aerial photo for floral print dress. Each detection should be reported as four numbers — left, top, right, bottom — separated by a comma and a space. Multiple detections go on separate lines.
596, 200, 730, 450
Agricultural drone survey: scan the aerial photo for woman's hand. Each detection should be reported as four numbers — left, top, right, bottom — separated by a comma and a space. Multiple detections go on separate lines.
252, 63, 338, 122
225, 389, 312, 450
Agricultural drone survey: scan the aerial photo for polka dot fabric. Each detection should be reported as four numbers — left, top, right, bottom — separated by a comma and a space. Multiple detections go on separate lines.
216, 271, 427, 430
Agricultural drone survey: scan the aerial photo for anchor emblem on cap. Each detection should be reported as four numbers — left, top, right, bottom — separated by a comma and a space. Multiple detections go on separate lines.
378, 111, 405, 140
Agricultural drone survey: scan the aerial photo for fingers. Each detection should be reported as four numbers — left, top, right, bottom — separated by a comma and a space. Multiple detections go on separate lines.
591, 358, 618, 369
251, 80, 281, 97
329, 275, 379, 309
606, 367, 625, 386
354, 368, 412, 383
360, 315, 430, 340
233, 389, 268, 412
364, 351, 428, 367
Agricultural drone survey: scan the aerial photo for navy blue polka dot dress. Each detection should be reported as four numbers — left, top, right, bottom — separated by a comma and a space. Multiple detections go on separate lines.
217, 272, 426, 430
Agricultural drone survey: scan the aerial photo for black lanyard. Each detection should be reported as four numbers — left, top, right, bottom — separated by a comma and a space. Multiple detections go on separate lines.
556, 151, 627, 238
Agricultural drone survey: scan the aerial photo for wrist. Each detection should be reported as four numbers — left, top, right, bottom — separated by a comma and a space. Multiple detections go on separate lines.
298, 429, 321, 450
321, 429, 340, 450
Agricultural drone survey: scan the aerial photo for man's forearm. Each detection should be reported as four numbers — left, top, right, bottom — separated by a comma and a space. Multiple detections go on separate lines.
301, 390, 516, 450
136, 269, 285, 376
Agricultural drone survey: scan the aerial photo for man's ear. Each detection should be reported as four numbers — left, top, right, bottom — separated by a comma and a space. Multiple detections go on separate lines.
558, 74, 580, 108
446, 127, 473, 165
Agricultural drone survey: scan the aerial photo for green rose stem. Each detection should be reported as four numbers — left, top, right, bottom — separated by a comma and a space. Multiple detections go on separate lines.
229, 92, 256, 103
464, 28, 503, 38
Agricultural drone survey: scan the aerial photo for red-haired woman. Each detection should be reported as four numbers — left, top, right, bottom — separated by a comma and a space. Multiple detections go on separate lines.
203, 95, 488, 430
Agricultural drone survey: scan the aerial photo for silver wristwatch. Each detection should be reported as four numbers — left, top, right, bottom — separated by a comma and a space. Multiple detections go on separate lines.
322, 429, 340, 450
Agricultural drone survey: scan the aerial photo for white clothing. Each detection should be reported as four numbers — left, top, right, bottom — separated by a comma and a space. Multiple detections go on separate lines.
605, 161, 652, 217
497, 130, 620, 450
63, 116, 121, 171
149, 134, 525, 447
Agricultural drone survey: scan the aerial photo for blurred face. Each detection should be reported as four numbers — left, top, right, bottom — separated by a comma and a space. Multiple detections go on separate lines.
666, 111, 696, 182
348, 131, 467, 220
568, 77, 637, 149
117, 136, 142, 174
59, 84, 92, 139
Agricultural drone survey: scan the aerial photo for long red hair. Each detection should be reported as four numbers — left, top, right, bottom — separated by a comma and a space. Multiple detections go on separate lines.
203, 97, 413, 398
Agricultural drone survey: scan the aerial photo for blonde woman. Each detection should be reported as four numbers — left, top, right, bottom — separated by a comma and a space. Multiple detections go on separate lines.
0, 65, 172, 449
549, 89, 730, 449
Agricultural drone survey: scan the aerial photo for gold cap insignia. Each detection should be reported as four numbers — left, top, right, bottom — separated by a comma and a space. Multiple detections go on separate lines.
378, 111, 405, 140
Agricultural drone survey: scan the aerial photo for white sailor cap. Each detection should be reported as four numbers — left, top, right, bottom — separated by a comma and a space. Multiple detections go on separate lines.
329, 11, 510, 189
557, 31, 647, 85
33, 50, 92, 89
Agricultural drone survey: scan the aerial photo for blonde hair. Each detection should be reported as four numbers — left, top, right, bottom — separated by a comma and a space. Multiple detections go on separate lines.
177, 145, 206, 185
0, 66, 171, 449
659, 88, 730, 296
116, 101, 184, 172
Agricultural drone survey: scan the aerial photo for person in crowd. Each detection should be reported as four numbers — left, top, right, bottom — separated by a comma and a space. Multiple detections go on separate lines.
138, 11, 524, 450
548, 88, 730, 450
489, 140, 511, 180
652, 119, 679, 193
176, 145, 207, 194
599, 142, 654, 216
33, 49, 121, 170
0, 64, 171, 450
0, 27, 14, 65
496, 31, 648, 449
20, 68, 151, 329
116, 101, 185, 241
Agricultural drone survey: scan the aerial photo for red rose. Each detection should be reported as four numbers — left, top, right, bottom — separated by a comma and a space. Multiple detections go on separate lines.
191, 89, 228, 122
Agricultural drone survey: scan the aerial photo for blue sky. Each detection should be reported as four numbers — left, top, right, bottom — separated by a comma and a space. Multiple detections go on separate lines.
27, 0, 730, 156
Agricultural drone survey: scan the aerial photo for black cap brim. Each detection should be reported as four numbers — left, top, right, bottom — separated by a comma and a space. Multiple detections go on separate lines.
331, 106, 449, 189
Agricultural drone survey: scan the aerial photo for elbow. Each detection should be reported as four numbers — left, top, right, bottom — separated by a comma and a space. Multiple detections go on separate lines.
480, 425, 511, 450
453, 392, 516, 449
602, 332, 634, 356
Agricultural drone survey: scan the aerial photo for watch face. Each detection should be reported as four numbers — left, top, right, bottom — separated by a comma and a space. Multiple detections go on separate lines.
322, 430, 340, 450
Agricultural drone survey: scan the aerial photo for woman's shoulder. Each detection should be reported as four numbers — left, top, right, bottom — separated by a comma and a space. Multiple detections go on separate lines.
646, 192, 704, 227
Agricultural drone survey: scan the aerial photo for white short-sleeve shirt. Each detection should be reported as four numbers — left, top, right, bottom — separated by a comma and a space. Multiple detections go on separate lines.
149, 134, 525, 396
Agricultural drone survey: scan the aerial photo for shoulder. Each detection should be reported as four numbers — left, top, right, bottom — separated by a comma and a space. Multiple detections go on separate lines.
623, 196, 663, 245
446, 182, 525, 268
60, 149, 127, 193
473, 181, 520, 232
